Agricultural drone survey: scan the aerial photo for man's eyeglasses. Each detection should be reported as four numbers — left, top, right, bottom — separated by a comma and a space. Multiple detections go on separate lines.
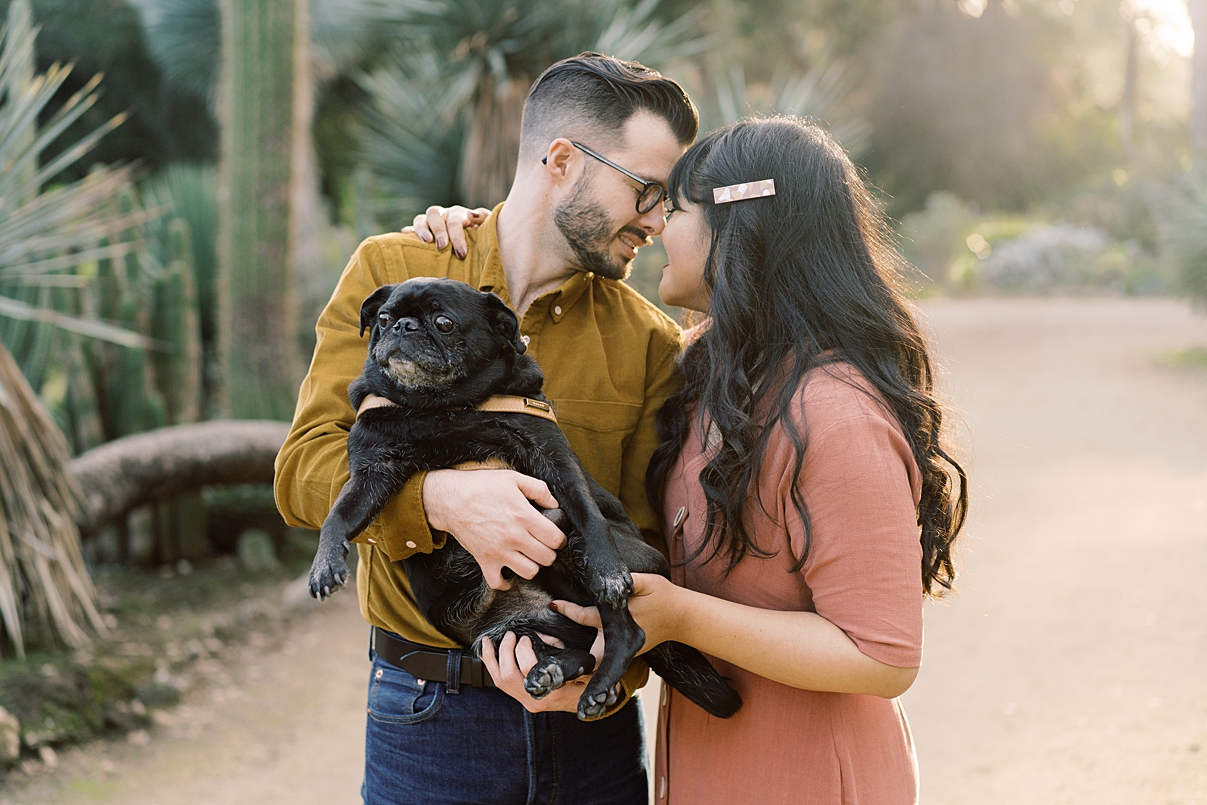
542, 141, 666, 215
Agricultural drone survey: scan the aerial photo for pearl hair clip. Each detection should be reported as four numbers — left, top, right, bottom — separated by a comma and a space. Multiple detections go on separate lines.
712, 179, 776, 204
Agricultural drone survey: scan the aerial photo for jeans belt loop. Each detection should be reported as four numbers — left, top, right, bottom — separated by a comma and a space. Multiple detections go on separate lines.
446, 647, 463, 694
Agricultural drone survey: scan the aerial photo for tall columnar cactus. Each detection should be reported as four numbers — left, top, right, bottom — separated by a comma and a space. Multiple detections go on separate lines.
216, 0, 311, 420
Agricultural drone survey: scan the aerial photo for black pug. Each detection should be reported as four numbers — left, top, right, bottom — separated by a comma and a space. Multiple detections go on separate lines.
307, 277, 741, 721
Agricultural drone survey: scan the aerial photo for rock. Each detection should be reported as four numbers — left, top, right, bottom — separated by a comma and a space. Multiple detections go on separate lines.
135, 682, 182, 710
237, 529, 279, 571
38, 745, 57, 767
0, 706, 20, 768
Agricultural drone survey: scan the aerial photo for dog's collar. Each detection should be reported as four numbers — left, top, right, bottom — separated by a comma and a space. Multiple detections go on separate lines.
355, 393, 557, 424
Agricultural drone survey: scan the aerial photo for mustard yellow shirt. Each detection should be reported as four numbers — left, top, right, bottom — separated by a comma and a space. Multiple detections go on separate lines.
274, 206, 683, 689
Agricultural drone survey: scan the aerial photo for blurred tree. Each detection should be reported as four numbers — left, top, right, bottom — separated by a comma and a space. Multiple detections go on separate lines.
862, 3, 1107, 213
1192, 0, 1206, 156
0, 0, 217, 176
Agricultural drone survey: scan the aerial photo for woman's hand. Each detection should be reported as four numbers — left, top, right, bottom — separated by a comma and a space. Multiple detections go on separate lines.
553, 572, 683, 654
479, 628, 607, 714
402, 205, 491, 259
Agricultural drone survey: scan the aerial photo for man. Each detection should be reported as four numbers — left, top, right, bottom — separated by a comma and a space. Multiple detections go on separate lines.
274, 53, 696, 803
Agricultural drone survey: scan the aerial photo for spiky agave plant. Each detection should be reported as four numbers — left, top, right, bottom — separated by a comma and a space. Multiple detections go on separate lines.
0, 0, 155, 657
358, 0, 707, 213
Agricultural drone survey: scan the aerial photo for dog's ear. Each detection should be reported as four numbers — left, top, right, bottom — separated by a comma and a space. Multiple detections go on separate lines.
484, 293, 526, 354
359, 285, 397, 337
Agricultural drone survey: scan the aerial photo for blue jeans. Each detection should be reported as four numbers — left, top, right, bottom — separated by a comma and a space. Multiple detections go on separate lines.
362, 650, 649, 804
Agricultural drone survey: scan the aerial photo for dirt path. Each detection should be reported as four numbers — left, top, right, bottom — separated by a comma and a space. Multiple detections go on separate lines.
3, 297, 1205, 804
907, 297, 1207, 804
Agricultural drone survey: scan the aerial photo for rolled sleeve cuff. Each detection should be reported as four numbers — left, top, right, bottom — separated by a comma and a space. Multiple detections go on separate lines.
352, 470, 448, 560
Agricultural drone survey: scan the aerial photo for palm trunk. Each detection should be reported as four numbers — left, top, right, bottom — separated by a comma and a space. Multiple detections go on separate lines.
0, 342, 106, 658
459, 75, 527, 208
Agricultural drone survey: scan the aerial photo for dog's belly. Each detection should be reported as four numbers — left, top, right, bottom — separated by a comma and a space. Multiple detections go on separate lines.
403, 542, 596, 652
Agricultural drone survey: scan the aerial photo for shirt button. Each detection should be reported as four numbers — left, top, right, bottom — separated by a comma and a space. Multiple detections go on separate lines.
672, 506, 687, 528
521, 335, 530, 345
405, 540, 417, 549
553, 305, 562, 315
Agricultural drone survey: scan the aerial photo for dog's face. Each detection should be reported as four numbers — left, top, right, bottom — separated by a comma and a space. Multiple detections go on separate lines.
359, 278, 526, 393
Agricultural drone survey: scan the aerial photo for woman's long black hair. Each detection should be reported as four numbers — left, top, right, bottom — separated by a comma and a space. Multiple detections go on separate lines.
646, 117, 967, 596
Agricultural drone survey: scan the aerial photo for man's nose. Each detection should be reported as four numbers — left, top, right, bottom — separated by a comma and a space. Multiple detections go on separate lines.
637, 205, 665, 237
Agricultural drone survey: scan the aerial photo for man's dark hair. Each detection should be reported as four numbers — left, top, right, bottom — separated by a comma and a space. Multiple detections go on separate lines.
518, 52, 698, 162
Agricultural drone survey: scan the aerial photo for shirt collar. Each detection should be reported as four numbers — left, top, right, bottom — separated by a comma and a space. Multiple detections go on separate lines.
474, 201, 595, 320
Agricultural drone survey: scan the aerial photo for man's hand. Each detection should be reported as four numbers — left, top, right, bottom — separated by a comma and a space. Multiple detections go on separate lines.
480, 629, 608, 714
422, 468, 565, 589
402, 205, 491, 260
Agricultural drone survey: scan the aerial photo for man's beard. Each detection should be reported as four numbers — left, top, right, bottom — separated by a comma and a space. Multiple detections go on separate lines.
553, 178, 638, 281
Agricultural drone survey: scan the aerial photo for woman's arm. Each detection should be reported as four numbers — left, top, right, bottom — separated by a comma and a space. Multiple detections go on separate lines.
556, 572, 918, 699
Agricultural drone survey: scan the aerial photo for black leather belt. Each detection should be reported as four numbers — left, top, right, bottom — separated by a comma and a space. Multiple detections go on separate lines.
371, 627, 496, 690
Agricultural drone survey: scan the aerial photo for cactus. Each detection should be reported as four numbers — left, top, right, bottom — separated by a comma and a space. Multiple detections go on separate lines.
216, 0, 310, 420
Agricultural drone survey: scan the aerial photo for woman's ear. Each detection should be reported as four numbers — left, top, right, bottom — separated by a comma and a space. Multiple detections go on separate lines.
484, 292, 526, 354
359, 285, 397, 337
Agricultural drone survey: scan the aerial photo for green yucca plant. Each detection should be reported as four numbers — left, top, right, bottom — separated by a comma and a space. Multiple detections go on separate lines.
0, 0, 157, 656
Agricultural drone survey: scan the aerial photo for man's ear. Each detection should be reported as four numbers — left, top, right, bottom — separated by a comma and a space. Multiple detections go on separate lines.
541, 138, 577, 180
484, 293, 526, 354
359, 285, 397, 337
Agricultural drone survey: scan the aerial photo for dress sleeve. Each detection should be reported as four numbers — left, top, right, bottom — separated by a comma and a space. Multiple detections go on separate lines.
273, 238, 443, 560
782, 386, 924, 669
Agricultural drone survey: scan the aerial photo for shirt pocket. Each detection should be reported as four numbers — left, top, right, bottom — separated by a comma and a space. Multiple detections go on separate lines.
551, 399, 643, 497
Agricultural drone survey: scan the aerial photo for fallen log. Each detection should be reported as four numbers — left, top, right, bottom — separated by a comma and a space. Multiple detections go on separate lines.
69, 420, 292, 537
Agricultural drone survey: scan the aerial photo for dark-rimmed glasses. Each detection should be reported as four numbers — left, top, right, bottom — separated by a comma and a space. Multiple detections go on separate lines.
542, 141, 666, 215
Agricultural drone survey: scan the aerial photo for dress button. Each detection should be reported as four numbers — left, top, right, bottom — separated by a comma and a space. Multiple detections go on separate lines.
658, 776, 667, 799
553, 305, 562, 315
660, 683, 669, 707
405, 540, 417, 549
672, 506, 687, 528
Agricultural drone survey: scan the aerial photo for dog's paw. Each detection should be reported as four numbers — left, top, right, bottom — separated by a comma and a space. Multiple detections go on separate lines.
577, 680, 621, 721
308, 541, 351, 601
524, 660, 567, 699
589, 566, 634, 610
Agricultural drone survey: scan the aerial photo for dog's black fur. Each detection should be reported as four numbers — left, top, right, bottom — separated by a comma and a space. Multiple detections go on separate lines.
307, 277, 741, 720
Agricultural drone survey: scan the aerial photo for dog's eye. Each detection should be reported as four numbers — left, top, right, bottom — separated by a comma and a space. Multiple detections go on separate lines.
433, 315, 455, 333
378, 312, 391, 327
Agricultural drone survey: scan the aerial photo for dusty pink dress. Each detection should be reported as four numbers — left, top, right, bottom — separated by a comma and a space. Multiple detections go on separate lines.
653, 364, 924, 805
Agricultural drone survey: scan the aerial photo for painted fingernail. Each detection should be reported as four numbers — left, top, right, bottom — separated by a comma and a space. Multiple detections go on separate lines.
436, 235, 447, 249
548, 602, 559, 612
456, 248, 466, 259
421, 232, 432, 242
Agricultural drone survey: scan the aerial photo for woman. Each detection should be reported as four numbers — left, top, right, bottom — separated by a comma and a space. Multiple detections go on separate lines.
418, 116, 967, 803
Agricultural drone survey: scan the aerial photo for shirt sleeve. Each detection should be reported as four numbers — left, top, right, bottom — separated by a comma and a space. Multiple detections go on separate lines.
273, 238, 443, 561
783, 387, 924, 669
